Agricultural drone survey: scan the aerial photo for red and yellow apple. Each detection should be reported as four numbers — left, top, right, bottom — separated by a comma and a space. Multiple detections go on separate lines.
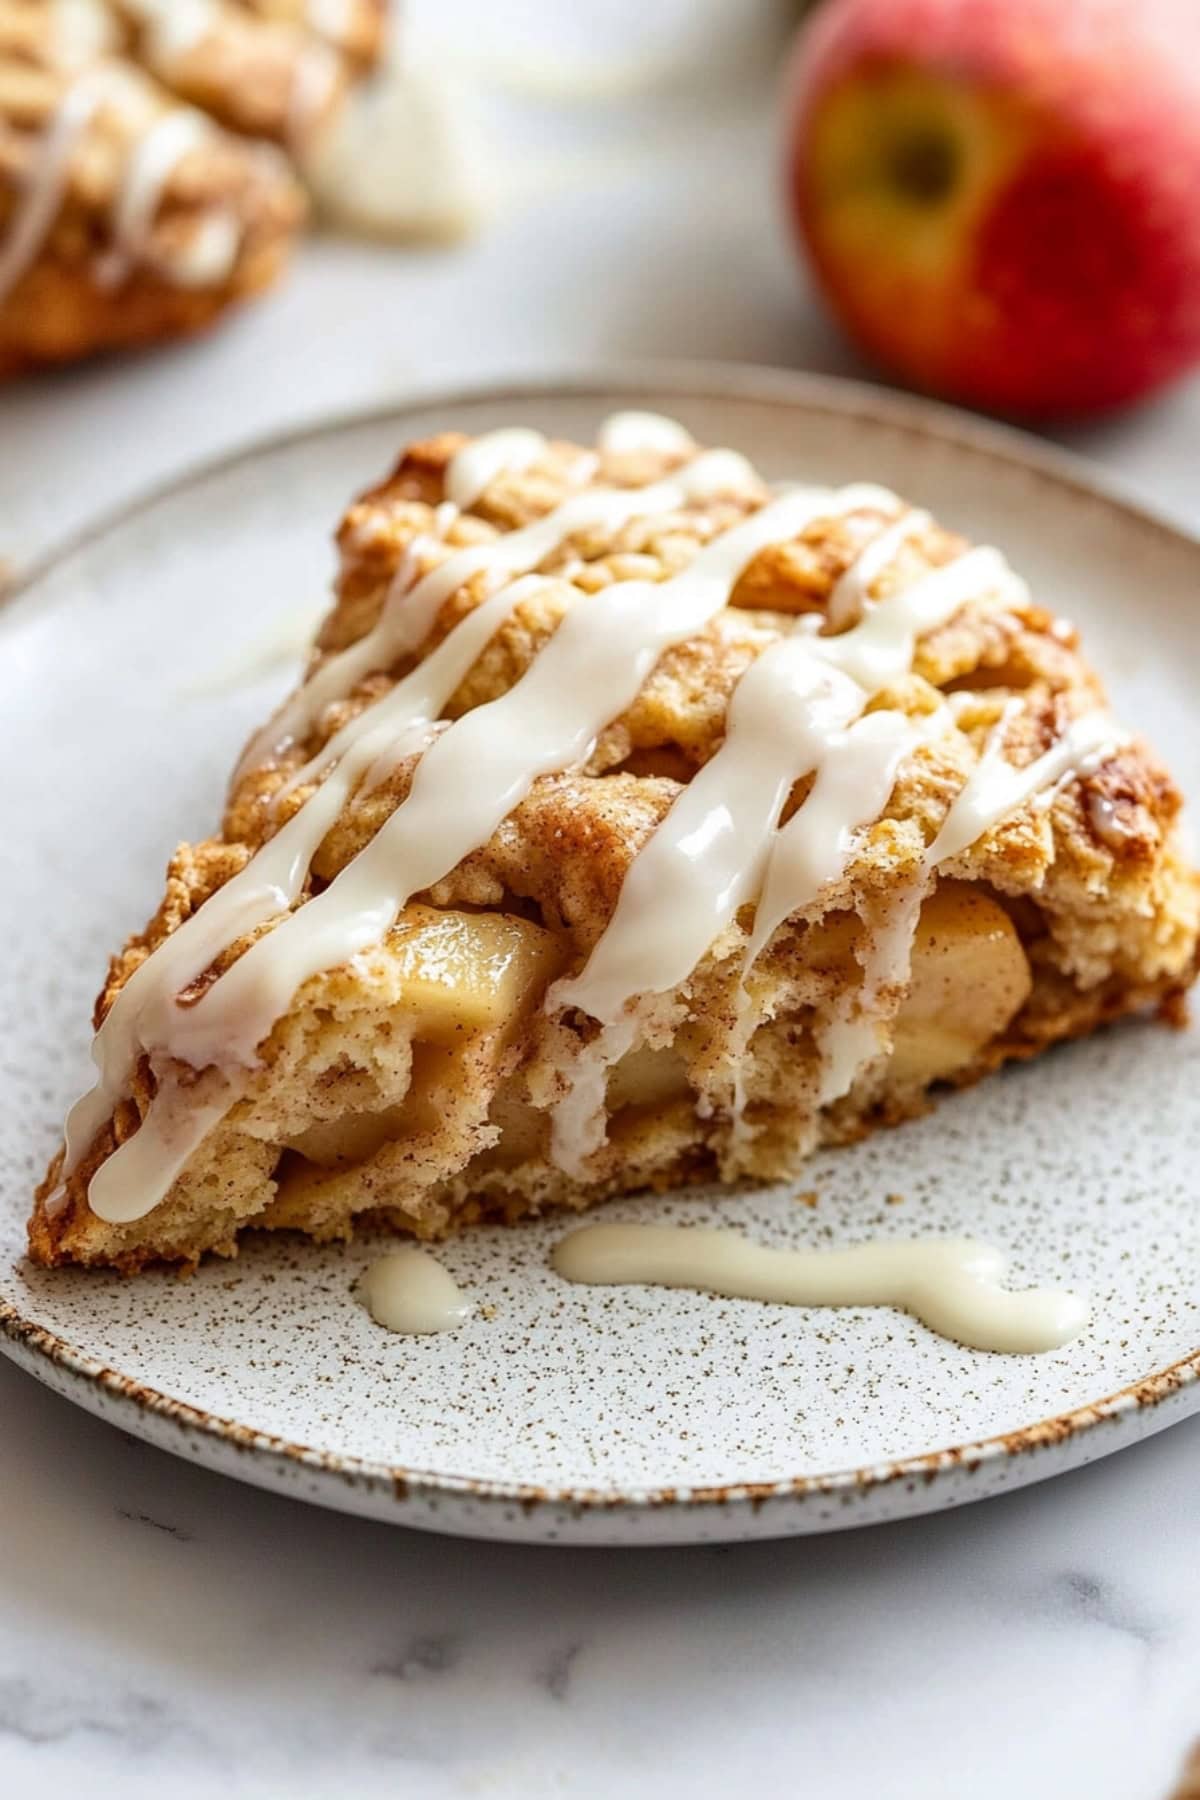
784, 0, 1200, 416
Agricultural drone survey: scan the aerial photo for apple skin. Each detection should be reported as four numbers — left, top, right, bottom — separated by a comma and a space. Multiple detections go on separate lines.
784, 0, 1200, 417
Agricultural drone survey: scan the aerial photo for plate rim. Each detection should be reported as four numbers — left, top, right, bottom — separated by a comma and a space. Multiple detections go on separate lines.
4, 358, 1196, 606
4, 359, 1199, 1527
4, 1279, 1198, 1514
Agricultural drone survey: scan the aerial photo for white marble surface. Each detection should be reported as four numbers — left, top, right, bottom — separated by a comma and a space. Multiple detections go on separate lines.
4, 4, 1200, 1795
4, 1361, 1200, 1800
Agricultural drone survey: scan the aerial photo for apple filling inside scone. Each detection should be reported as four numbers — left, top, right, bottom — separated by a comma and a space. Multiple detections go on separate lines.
30, 414, 1200, 1271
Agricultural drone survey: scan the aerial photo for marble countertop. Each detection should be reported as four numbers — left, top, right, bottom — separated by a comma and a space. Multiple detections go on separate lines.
4, 8, 1200, 1795
4, 1357, 1200, 1800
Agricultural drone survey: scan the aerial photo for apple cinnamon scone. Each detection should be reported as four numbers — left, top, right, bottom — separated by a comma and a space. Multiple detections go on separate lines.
30, 413, 1200, 1272
0, 0, 389, 372
0, 46, 305, 373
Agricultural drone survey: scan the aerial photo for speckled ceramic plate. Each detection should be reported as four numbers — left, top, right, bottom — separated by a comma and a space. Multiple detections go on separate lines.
2, 368, 1198, 1545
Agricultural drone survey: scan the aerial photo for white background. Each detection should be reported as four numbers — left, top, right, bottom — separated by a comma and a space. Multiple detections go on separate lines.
2, 3, 1200, 1795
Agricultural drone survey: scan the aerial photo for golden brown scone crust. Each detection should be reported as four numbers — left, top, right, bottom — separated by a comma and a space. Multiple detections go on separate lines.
30, 429, 1200, 1270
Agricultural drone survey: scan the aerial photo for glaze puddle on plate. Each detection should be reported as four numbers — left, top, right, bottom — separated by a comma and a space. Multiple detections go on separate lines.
1, 370, 1197, 1544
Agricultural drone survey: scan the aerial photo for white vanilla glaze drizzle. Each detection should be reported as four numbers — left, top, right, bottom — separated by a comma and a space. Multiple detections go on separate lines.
127, 0, 339, 156
559, 629, 823, 1015
825, 509, 927, 632
94, 106, 216, 288
160, 207, 241, 287
813, 888, 929, 1108
744, 707, 942, 972
552, 1223, 1089, 1355
597, 411, 696, 458
444, 428, 547, 511
0, 65, 127, 305
550, 491, 899, 1030
234, 445, 768, 781
813, 545, 1017, 691
734, 706, 945, 1114
359, 1247, 472, 1334
806, 701, 1125, 1109
125, 0, 217, 68
928, 705, 1125, 866
547, 536, 1025, 1163
62, 414, 1126, 1227
269, 569, 545, 808
0, 50, 244, 308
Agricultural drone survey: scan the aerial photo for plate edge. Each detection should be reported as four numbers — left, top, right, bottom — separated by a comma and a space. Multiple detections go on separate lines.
4, 360, 1198, 611
4, 1284, 1199, 1517
5, 360, 1199, 1523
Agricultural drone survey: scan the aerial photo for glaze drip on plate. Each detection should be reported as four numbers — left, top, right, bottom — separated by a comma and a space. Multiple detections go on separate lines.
359, 1247, 472, 1335
552, 1222, 1090, 1354
358, 1220, 1089, 1354
59, 411, 1125, 1234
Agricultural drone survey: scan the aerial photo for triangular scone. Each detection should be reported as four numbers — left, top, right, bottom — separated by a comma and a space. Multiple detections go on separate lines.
31, 415, 1200, 1271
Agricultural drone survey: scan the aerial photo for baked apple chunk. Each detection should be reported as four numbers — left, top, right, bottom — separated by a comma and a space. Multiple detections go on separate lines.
891, 883, 1032, 1086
